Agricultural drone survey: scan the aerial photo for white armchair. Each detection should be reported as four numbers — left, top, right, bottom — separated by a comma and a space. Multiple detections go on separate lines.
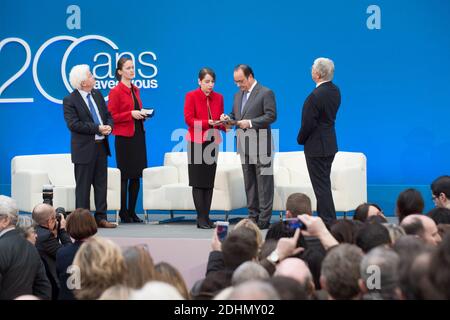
273, 151, 367, 216
11, 154, 121, 223
142, 152, 247, 222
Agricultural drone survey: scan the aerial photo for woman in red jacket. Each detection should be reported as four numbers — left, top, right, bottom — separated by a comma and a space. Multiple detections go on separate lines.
108, 57, 148, 223
184, 67, 226, 229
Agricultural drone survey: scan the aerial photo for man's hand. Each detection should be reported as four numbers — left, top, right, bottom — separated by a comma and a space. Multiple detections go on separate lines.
237, 120, 251, 129
275, 228, 304, 261
59, 214, 66, 230
99, 125, 112, 135
298, 214, 338, 250
211, 227, 222, 251
220, 114, 230, 121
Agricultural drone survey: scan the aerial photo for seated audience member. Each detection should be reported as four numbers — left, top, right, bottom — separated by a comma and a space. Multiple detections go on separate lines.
233, 218, 263, 250
355, 222, 391, 253
192, 270, 232, 300
154, 262, 190, 299
73, 236, 126, 300
231, 261, 270, 285
396, 188, 425, 223
403, 250, 437, 299
274, 258, 315, 298
32, 203, 72, 299
353, 203, 384, 223
0, 195, 51, 300
330, 219, 363, 244
359, 247, 401, 300
427, 233, 450, 299
382, 223, 406, 244
16, 214, 37, 245
437, 223, 450, 238
431, 175, 450, 209
123, 245, 156, 290
269, 276, 310, 300
56, 208, 97, 300
320, 244, 364, 300
98, 285, 131, 300
427, 207, 450, 225
227, 280, 280, 300
400, 214, 442, 246
130, 281, 184, 300
365, 214, 388, 224
285, 192, 313, 217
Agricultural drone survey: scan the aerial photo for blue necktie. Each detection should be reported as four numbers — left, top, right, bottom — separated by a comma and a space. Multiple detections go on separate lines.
87, 93, 101, 125
241, 91, 249, 113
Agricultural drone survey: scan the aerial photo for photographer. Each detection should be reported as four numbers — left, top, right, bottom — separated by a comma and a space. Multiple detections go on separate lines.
32, 203, 72, 300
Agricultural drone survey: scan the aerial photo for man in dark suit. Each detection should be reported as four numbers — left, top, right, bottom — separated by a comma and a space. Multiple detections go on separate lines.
221, 64, 277, 229
63, 64, 116, 228
32, 203, 72, 299
297, 57, 341, 227
0, 195, 51, 300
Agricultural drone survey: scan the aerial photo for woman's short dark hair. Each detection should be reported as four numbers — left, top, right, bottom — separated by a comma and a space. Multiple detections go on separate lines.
353, 202, 382, 222
234, 64, 254, 78
115, 56, 133, 81
396, 188, 424, 222
198, 67, 216, 81
66, 208, 97, 240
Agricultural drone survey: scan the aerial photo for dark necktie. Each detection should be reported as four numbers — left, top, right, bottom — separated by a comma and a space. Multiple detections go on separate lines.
87, 93, 101, 125
241, 91, 249, 113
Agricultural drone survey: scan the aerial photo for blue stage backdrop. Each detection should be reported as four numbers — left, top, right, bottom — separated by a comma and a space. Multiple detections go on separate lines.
1, 0, 449, 215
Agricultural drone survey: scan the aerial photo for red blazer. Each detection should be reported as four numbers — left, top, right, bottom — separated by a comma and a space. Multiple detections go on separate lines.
184, 88, 225, 144
108, 81, 143, 137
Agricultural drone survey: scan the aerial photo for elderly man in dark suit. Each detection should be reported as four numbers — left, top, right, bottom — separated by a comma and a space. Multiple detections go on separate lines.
63, 64, 116, 228
297, 57, 341, 227
0, 195, 51, 300
221, 64, 277, 230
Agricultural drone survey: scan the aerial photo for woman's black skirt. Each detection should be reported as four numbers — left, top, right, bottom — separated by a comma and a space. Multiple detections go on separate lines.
188, 140, 218, 189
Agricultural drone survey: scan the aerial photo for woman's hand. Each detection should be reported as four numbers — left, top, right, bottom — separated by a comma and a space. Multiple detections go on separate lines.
131, 110, 145, 120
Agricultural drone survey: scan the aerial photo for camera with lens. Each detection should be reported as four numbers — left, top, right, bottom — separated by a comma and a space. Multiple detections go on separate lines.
42, 184, 54, 206
55, 207, 67, 222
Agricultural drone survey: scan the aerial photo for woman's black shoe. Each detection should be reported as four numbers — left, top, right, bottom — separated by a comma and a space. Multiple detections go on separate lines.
119, 210, 132, 223
207, 219, 215, 228
129, 212, 144, 223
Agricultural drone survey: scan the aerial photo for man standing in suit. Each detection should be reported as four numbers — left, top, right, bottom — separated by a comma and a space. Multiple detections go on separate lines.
297, 57, 341, 227
221, 65, 277, 229
63, 64, 116, 228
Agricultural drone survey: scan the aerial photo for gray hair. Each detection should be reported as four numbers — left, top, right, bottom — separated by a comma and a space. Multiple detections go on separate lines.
228, 280, 280, 300
69, 64, 90, 90
312, 57, 335, 81
0, 195, 19, 226
321, 244, 363, 299
383, 223, 406, 244
231, 261, 270, 286
360, 247, 400, 298
32, 203, 54, 226
16, 215, 36, 236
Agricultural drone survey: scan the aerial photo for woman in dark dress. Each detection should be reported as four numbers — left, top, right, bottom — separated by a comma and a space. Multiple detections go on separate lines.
108, 57, 148, 223
184, 68, 226, 228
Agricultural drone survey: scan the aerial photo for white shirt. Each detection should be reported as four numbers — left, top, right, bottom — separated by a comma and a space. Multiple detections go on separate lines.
78, 89, 105, 140
243, 80, 258, 128
0, 226, 15, 238
316, 80, 330, 88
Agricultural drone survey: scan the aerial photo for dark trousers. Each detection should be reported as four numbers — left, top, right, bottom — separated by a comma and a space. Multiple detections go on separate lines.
305, 154, 336, 226
192, 187, 214, 225
120, 178, 140, 214
74, 141, 108, 222
241, 153, 274, 223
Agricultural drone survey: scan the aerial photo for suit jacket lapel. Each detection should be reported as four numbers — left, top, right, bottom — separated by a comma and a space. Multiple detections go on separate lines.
74, 90, 94, 121
241, 83, 260, 118
91, 90, 107, 123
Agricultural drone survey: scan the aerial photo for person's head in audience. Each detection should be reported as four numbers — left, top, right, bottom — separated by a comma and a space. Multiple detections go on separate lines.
154, 262, 190, 299
400, 214, 441, 246
98, 285, 131, 300
403, 250, 437, 299
73, 236, 126, 300
285, 193, 312, 218
427, 207, 450, 225
365, 214, 388, 224
330, 219, 362, 244
320, 244, 364, 300
359, 247, 401, 300
355, 222, 391, 253
222, 227, 258, 270
396, 188, 425, 223
195, 270, 232, 300
16, 215, 37, 245
66, 208, 97, 241
227, 280, 280, 300
130, 281, 184, 300
234, 218, 263, 249
231, 261, 269, 286
259, 239, 278, 261
274, 258, 315, 296
31, 203, 57, 230
123, 245, 155, 290
265, 221, 307, 250
427, 233, 450, 299
431, 175, 450, 209
437, 223, 450, 239
0, 195, 19, 233
269, 276, 310, 300
353, 203, 384, 223
382, 223, 406, 244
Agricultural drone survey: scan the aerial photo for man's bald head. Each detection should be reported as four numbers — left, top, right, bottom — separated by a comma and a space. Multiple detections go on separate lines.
274, 258, 313, 287
401, 214, 441, 246
32, 203, 55, 226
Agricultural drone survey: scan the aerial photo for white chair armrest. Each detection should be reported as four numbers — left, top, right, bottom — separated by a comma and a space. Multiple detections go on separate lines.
143, 166, 179, 189
332, 166, 367, 209
215, 167, 246, 209
107, 167, 121, 190
12, 170, 50, 212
